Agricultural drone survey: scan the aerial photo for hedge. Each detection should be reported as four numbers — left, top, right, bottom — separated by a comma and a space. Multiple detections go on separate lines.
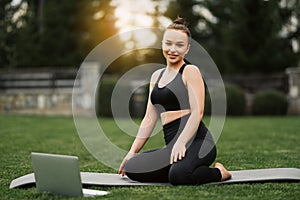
205, 84, 246, 116
96, 79, 148, 118
252, 90, 288, 115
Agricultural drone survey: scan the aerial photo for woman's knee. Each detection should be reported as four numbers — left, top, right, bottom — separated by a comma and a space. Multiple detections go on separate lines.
125, 161, 170, 182
124, 158, 142, 181
125, 171, 143, 182
124, 156, 134, 172
168, 165, 190, 185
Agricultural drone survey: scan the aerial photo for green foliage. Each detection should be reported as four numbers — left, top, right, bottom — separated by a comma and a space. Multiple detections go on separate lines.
3, 0, 86, 68
0, 0, 20, 68
2, 0, 299, 74
1, 0, 119, 69
252, 90, 288, 115
166, 0, 300, 74
204, 91, 211, 116
97, 79, 116, 117
97, 79, 148, 118
129, 83, 149, 118
205, 84, 246, 116
225, 84, 247, 115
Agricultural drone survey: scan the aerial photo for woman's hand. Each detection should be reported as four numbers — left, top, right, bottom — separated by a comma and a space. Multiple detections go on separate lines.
118, 152, 136, 176
170, 141, 186, 164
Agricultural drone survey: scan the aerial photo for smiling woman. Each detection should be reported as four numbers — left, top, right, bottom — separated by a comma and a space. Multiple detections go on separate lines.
117, 17, 232, 185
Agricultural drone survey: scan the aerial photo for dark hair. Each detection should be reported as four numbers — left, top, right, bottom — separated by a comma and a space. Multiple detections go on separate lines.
167, 17, 191, 40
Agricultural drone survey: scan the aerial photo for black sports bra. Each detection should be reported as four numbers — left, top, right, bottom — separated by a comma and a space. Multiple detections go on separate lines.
150, 63, 190, 113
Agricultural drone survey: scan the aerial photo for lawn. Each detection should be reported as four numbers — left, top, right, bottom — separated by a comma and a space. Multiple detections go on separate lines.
0, 114, 299, 199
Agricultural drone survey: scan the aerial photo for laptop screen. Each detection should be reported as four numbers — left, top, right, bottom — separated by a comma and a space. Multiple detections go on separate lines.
31, 152, 83, 197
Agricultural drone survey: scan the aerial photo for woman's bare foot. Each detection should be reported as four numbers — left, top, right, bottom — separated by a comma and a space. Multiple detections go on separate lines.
214, 162, 232, 181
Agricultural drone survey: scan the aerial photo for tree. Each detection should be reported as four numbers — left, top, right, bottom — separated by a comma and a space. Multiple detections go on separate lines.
165, 0, 300, 74
12, 0, 85, 68
0, 0, 21, 68
1, 0, 119, 69
78, 0, 119, 55
220, 0, 299, 74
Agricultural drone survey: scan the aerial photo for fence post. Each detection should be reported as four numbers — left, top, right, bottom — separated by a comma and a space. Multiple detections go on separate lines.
77, 62, 101, 112
286, 67, 300, 115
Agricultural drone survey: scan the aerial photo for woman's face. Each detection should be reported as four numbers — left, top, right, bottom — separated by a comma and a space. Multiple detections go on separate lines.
162, 29, 190, 65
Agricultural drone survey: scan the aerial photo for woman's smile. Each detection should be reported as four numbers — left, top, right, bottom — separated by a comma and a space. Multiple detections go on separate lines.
168, 54, 179, 59
162, 29, 190, 66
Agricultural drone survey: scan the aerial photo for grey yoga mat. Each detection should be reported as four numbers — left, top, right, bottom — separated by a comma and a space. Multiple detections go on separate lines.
10, 168, 300, 188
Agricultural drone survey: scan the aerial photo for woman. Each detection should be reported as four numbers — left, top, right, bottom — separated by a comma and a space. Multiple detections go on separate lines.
118, 18, 231, 185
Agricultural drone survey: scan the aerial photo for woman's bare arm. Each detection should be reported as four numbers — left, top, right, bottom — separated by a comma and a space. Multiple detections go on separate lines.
170, 65, 205, 164
118, 70, 161, 175
128, 93, 159, 153
127, 71, 161, 153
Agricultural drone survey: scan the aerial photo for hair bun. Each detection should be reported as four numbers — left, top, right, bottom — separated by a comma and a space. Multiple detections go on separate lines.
173, 17, 188, 26
167, 17, 191, 39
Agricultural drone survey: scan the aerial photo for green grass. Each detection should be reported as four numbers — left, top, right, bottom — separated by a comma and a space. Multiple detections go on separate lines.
0, 114, 299, 199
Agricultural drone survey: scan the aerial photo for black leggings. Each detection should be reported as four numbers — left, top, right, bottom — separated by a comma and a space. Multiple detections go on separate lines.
124, 114, 222, 185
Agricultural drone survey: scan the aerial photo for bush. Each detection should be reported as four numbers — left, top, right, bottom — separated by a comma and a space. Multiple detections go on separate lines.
252, 90, 288, 115
204, 84, 246, 116
225, 84, 247, 115
204, 92, 212, 116
96, 79, 116, 117
129, 83, 149, 118
96, 79, 148, 118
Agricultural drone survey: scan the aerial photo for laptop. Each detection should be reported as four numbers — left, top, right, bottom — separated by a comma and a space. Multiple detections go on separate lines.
31, 152, 109, 197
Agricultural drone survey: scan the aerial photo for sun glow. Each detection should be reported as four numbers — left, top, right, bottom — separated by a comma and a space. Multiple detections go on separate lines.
111, 0, 171, 49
